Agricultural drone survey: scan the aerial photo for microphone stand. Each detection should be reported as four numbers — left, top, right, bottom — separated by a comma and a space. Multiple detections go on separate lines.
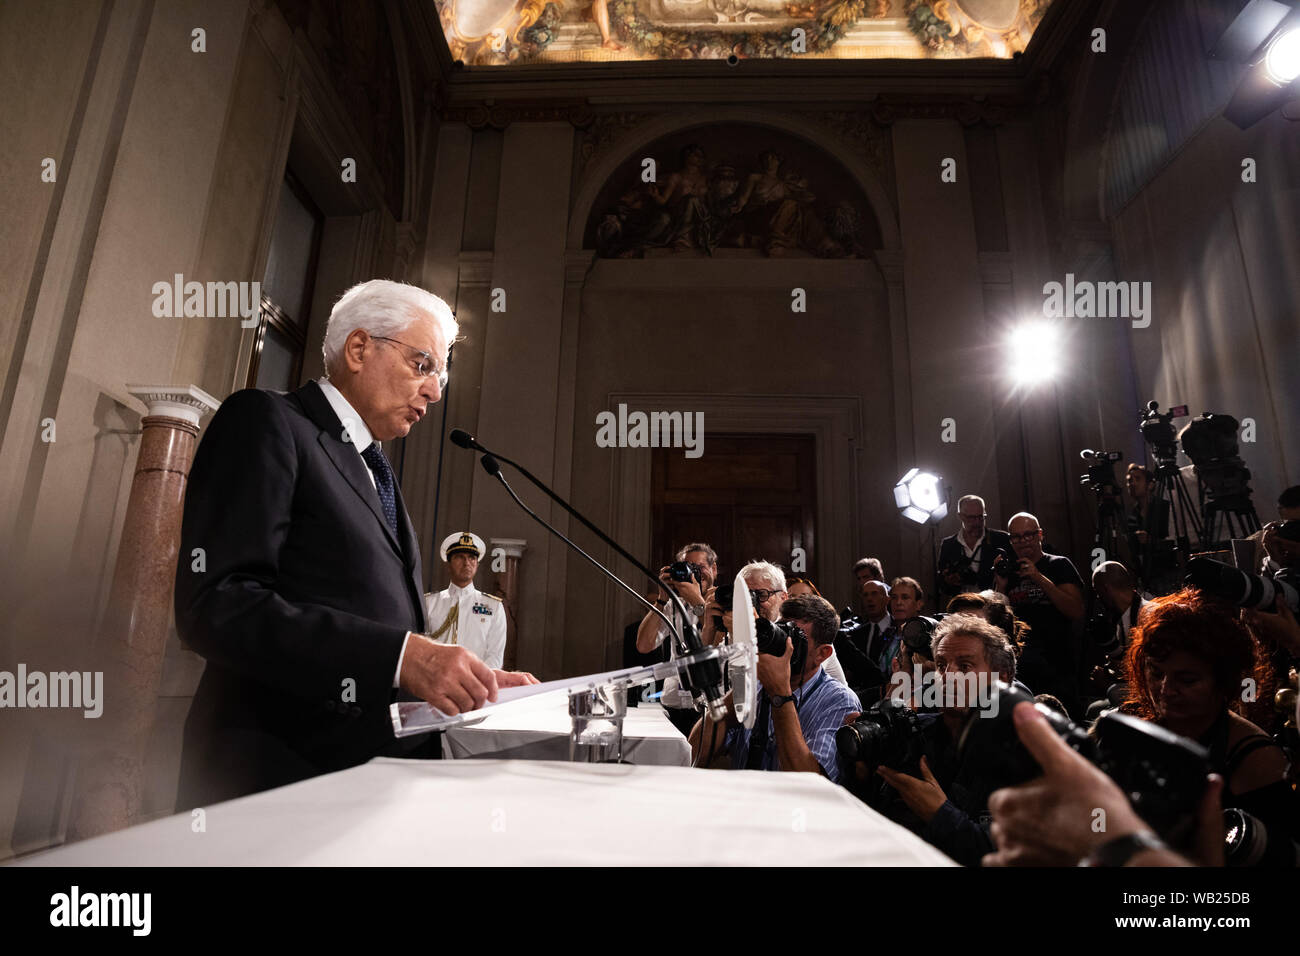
475, 453, 731, 747
453, 431, 703, 656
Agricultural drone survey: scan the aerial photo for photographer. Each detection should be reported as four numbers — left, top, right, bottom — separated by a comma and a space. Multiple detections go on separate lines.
1124, 463, 1178, 595
1120, 588, 1298, 851
994, 512, 1085, 714
635, 542, 718, 735
688, 594, 861, 782
852, 615, 1020, 866
1084, 561, 1149, 716
937, 495, 1013, 604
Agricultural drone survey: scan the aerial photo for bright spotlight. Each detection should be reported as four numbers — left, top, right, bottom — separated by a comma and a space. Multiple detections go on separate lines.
1006, 320, 1061, 388
1265, 28, 1300, 85
894, 468, 947, 525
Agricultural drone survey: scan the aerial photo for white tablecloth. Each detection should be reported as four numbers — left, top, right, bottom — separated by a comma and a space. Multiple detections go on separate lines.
21, 759, 955, 866
443, 691, 690, 766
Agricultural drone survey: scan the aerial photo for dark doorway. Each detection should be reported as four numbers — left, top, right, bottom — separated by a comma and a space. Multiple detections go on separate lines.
651, 434, 817, 581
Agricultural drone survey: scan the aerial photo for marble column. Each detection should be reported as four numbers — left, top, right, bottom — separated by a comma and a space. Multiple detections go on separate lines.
489, 538, 527, 671
67, 385, 219, 839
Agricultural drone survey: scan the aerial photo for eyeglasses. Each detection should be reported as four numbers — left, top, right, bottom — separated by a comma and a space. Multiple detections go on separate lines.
1008, 531, 1041, 542
959, 513, 986, 520
749, 588, 782, 605
372, 336, 448, 389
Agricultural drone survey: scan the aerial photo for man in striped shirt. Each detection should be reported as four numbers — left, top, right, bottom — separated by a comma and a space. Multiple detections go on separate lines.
690, 594, 862, 783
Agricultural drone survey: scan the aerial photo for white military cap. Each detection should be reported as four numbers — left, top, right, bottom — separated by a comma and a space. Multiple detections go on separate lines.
440, 531, 486, 561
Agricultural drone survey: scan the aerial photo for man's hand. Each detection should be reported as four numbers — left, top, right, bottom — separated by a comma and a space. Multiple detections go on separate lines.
1243, 594, 1300, 655
992, 573, 1009, 594
877, 756, 949, 824
399, 635, 498, 714
494, 669, 540, 688
701, 587, 726, 645
757, 637, 793, 698
984, 702, 1141, 865
1019, 558, 1045, 585
943, 569, 963, 587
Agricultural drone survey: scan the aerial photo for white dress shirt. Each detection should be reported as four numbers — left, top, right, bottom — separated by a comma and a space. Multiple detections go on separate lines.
318, 378, 412, 687
423, 581, 507, 670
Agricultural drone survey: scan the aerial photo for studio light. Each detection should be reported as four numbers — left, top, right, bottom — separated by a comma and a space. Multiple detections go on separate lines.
1005, 320, 1061, 388
894, 468, 947, 525
1212, 0, 1300, 128
1265, 27, 1300, 84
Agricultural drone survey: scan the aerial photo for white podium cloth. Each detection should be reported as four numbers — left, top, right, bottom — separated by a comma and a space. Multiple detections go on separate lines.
21, 759, 955, 866
443, 692, 690, 766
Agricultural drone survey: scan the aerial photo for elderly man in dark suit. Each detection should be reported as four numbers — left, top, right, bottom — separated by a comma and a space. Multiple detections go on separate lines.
175, 279, 534, 807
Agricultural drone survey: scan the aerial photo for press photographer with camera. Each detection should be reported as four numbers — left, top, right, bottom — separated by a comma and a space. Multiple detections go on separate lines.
937, 495, 1013, 604
688, 593, 862, 782
1119, 588, 1298, 861
994, 512, 1086, 713
1124, 463, 1178, 595
841, 614, 1019, 866
635, 542, 719, 736
1084, 561, 1150, 716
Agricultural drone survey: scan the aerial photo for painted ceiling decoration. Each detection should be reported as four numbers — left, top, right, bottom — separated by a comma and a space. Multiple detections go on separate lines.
435, 0, 1055, 65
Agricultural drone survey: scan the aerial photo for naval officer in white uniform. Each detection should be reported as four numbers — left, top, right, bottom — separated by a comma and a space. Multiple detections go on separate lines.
423, 532, 507, 670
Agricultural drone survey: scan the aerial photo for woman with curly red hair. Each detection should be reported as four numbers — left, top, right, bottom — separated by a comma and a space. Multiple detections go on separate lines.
1122, 588, 1296, 848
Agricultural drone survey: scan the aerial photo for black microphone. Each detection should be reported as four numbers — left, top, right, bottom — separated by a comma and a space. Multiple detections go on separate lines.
449, 428, 479, 451
450, 425, 703, 651
474, 453, 684, 654
469, 447, 726, 718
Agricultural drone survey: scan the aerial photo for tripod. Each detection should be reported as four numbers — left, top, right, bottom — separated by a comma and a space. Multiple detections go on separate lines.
1150, 462, 1203, 550
1197, 460, 1261, 547
1091, 487, 1134, 573
1202, 494, 1261, 546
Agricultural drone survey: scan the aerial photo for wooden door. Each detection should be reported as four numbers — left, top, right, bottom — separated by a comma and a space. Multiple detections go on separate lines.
652, 434, 817, 581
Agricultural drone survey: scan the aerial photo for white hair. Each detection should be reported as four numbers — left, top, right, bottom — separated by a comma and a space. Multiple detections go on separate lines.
957, 494, 986, 513
739, 560, 787, 592
322, 279, 458, 377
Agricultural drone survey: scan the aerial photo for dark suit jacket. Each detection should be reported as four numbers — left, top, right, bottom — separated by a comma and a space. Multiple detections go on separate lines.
174, 381, 430, 807
937, 528, 1014, 598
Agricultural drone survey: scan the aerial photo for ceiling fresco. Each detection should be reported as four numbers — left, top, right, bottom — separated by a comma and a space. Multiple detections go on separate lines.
434, 0, 1056, 65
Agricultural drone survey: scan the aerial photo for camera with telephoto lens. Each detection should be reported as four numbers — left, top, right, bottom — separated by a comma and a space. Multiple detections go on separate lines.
1222, 807, 1300, 867
835, 697, 927, 775
1184, 557, 1300, 615
667, 560, 703, 586
755, 617, 808, 677
958, 681, 1211, 850
938, 552, 974, 582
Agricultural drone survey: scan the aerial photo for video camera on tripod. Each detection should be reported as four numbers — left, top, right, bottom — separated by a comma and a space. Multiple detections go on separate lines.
1139, 401, 1189, 471
1079, 448, 1123, 497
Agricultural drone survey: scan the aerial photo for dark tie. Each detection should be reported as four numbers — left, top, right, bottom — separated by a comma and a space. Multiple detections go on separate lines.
360, 443, 398, 535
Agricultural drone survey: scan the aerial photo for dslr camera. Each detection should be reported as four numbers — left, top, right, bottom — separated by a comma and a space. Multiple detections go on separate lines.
960, 682, 1210, 850
755, 617, 808, 677
666, 560, 703, 587
991, 549, 1021, 587
835, 697, 927, 775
